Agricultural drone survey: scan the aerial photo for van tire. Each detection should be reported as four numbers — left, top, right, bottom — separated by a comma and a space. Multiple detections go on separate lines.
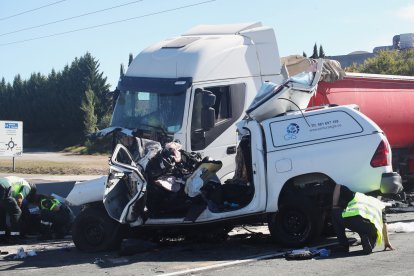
72, 206, 123, 252
268, 197, 323, 247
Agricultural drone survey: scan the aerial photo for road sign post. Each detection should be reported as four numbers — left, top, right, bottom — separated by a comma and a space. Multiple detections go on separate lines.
0, 121, 23, 171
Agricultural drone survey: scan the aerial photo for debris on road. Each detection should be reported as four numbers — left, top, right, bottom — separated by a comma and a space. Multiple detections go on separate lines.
13, 247, 37, 259
387, 222, 414, 233
284, 247, 331, 260
93, 257, 104, 264
383, 191, 414, 213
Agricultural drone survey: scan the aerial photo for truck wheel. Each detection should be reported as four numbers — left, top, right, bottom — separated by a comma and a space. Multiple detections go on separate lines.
72, 206, 123, 252
268, 197, 323, 248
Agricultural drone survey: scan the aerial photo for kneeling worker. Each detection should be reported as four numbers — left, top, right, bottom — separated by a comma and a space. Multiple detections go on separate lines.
331, 183, 394, 254
7, 176, 37, 207
0, 177, 22, 242
33, 194, 75, 239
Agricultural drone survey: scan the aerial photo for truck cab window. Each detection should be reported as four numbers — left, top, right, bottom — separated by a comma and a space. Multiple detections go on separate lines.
191, 83, 246, 151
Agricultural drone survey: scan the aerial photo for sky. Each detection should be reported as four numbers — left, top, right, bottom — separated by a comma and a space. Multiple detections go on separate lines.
0, 0, 413, 89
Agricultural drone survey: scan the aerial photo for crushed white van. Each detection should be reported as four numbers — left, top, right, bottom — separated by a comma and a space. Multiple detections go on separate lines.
68, 63, 402, 252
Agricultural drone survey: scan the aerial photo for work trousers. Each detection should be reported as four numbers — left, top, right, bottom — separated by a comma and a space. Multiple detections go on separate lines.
0, 186, 22, 235
331, 208, 377, 249
41, 204, 74, 237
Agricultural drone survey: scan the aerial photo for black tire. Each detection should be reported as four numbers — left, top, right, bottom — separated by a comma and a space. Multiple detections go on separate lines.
268, 197, 323, 248
72, 206, 123, 252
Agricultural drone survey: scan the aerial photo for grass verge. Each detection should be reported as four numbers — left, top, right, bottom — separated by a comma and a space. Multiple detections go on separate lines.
0, 159, 108, 175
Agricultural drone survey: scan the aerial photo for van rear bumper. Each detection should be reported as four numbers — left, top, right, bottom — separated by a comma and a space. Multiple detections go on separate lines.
380, 172, 403, 194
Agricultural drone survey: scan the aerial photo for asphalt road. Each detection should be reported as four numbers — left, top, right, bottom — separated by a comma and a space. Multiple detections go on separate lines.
0, 180, 413, 276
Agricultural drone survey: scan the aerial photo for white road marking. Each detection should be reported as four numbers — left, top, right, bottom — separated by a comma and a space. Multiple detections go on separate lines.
162, 241, 339, 276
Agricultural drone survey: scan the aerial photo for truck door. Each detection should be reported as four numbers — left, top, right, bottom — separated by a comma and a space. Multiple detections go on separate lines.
103, 144, 147, 225
188, 83, 246, 180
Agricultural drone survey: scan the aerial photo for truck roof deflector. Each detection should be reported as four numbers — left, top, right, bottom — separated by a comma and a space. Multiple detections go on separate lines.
182, 22, 263, 36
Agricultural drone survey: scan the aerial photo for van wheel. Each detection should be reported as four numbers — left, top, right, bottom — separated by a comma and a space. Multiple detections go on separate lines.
72, 206, 123, 252
268, 197, 323, 248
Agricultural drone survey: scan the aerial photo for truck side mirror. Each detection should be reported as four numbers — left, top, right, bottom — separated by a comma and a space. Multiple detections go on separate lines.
108, 88, 120, 109
201, 108, 215, 131
200, 89, 216, 131
201, 90, 216, 108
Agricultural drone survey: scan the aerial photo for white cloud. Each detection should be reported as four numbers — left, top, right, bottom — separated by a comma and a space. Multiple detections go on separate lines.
396, 4, 414, 21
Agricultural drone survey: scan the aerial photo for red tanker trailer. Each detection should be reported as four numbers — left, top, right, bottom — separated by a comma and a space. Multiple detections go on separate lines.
310, 72, 414, 187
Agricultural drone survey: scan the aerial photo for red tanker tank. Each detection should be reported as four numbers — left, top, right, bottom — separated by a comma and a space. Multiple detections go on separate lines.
309, 72, 414, 184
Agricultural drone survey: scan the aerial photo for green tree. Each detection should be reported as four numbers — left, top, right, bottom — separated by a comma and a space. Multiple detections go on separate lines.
0, 78, 6, 119
310, 43, 318, 58
76, 53, 111, 125
120, 63, 125, 77
319, 45, 325, 58
80, 88, 98, 135
0, 52, 112, 149
128, 53, 134, 66
303, 51, 307, 57
347, 49, 414, 76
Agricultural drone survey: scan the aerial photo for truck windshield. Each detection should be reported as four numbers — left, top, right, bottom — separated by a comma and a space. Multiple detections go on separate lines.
111, 77, 191, 134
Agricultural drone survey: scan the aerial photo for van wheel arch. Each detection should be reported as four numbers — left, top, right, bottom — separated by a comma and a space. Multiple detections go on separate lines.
269, 173, 336, 247
72, 203, 124, 252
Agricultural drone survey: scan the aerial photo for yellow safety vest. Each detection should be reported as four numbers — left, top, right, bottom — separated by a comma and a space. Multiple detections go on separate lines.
7, 176, 30, 199
342, 192, 385, 245
40, 198, 61, 211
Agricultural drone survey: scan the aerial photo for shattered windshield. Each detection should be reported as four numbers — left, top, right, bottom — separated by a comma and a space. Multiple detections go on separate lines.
111, 77, 191, 134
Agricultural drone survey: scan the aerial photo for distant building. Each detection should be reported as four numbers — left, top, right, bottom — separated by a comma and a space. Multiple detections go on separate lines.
327, 33, 414, 69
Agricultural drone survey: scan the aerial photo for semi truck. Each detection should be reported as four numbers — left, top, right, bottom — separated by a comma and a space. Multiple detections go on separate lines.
66, 22, 403, 251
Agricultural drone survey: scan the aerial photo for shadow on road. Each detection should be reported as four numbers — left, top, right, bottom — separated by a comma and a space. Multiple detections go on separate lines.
0, 232, 344, 272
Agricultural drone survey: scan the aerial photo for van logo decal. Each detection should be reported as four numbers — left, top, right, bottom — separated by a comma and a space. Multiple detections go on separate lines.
284, 123, 300, 140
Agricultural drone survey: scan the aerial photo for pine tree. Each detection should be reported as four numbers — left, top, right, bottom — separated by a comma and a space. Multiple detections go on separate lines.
0, 78, 6, 119
303, 52, 307, 57
128, 53, 134, 66
120, 63, 125, 77
76, 52, 111, 130
319, 45, 326, 58
310, 43, 318, 58
80, 88, 98, 135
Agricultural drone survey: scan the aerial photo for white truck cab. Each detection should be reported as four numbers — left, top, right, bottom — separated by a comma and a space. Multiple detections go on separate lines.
108, 22, 283, 181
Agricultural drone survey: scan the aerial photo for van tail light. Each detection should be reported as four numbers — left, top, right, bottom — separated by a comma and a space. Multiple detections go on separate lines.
370, 140, 390, 168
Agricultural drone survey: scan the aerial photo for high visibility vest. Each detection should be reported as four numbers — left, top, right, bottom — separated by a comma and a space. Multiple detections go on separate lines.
40, 198, 61, 211
7, 176, 30, 199
342, 192, 386, 245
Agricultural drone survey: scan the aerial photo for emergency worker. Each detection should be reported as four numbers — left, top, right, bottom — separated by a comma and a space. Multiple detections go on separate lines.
331, 183, 394, 254
33, 194, 75, 239
0, 177, 23, 242
6, 176, 37, 206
